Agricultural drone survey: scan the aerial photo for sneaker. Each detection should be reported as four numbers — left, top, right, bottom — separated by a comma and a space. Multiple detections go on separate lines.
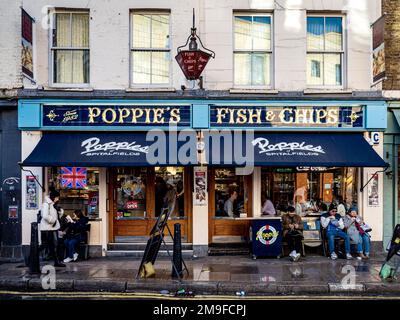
73, 253, 79, 261
293, 253, 301, 262
364, 253, 370, 260
289, 251, 297, 261
63, 257, 73, 263
356, 256, 362, 261
330, 252, 338, 260
346, 253, 353, 260
359, 253, 367, 260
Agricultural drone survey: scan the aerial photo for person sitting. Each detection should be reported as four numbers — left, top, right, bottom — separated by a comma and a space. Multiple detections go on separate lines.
336, 196, 347, 217
63, 210, 89, 263
344, 208, 370, 260
261, 196, 276, 216
224, 189, 238, 218
320, 204, 353, 260
282, 206, 304, 262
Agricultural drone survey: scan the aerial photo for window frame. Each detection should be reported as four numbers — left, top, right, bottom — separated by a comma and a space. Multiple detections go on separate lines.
49, 9, 91, 88
232, 12, 274, 89
130, 10, 172, 88
306, 13, 346, 89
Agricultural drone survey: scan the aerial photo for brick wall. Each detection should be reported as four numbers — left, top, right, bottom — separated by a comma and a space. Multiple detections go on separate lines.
383, 0, 400, 90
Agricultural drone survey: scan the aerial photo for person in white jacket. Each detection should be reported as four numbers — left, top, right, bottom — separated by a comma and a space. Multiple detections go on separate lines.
320, 204, 352, 260
40, 189, 65, 267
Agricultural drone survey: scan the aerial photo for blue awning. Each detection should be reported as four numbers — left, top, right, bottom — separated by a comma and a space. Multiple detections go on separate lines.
22, 132, 198, 167
205, 132, 388, 167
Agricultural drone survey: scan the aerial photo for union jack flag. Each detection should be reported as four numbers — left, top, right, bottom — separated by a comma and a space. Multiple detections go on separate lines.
61, 167, 87, 189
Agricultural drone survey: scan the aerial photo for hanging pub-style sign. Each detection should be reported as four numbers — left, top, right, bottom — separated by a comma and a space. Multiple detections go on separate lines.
175, 9, 215, 80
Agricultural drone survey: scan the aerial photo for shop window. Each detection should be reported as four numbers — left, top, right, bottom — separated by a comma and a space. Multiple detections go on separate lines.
233, 14, 272, 87
307, 16, 344, 87
155, 167, 184, 218
214, 168, 247, 217
115, 168, 147, 219
131, 12, 170, 86
51, 11, 90, 85
260, 168, 358, 215
48, 167, 99, 219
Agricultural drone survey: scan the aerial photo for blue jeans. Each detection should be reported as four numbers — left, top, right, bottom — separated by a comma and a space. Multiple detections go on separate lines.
327, 229, 351, 254
357, 233, 370, 255
64, 235, 81, 259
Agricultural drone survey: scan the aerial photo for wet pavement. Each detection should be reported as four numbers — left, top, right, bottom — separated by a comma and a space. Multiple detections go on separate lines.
0, 254, 399, 296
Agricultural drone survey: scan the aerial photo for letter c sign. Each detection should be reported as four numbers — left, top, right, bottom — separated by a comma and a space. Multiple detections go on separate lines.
371, 132, 380, 145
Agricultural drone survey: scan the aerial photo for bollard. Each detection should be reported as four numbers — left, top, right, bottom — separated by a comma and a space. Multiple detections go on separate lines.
29, 222, 40, 274
172, 223, 183, 278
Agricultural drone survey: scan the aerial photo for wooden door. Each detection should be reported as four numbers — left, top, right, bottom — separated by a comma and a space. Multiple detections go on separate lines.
208, 168, 252, 243
109, 167, 192, 242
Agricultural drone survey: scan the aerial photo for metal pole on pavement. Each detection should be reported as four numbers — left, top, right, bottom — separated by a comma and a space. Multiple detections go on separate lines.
172, 223, 183, 278
29, 222, 40, 274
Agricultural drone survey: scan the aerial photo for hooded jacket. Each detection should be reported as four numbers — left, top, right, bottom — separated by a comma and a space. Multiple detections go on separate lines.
40, 196, 60, 231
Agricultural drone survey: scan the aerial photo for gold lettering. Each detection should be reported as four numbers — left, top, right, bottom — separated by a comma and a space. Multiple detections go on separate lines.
131, 108, 144, 123
216, 108, 229, 124
237, 109, 247, 124
265, 110, 275, 122
327, 109, 339, 124
144, 109, 152, 124
295, 108, 314, 124
153, 108, 165, 124
102, 108, 117, 124
170, 108, 181, 123
228, 109, 235, 124
315, 109, 327, 124
279, 108, 293, 124
88, 107, 101, 123
248, 109, 262, 124
118, 108, 130, 123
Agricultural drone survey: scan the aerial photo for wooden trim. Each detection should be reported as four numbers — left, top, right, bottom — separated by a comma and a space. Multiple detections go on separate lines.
184, 167, 193, 243
146, 167, 155, 234
108, 168, 115, 243
246, 174, 253, 217
208, 167, 215, 244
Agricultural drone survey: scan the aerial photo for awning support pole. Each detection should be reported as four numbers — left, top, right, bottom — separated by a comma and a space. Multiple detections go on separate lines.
18, 162, 45, 192
360, 166, 389, 192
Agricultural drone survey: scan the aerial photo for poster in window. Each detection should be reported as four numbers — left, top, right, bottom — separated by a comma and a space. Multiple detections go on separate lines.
21, 9, 34, 79
194, 167, 207, 206
367, 173, 379, 207
26, 175, 38, 210
372, 15, 385, 84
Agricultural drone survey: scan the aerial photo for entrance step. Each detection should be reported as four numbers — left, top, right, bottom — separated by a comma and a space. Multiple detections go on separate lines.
106, 249, 194, 258
208, 243, 250, 256
107, 242, 193, 251
106, 242, 194, 258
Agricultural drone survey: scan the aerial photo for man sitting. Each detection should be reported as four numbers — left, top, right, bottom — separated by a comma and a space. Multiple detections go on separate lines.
320, 204, 352, 260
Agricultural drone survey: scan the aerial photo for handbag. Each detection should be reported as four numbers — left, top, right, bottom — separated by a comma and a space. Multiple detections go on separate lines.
360, 224, 372, 233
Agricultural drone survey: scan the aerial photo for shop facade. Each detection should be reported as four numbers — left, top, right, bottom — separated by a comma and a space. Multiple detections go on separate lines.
19, 98, 387, 256
383, 101, 400, 247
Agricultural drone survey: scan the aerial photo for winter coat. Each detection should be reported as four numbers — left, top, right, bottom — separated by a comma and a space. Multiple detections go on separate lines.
320, 213, 345, 231
343, 215, 362, 244
282, 213, 304, 238
40, 196, 60, 231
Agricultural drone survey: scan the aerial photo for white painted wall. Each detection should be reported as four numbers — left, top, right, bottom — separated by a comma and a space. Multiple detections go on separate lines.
0, 0, 23, 90
21, 131, 43, 245
361, 132, 384, 242
19, 0, 381, 91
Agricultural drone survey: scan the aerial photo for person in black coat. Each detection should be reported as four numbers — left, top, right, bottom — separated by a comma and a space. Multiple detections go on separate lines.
63, 210, 89, 263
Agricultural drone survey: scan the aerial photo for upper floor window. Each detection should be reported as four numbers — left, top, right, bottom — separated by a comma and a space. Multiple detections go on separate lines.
233, 14, 272, 87
307, 15, 344, 87
51, 11, 90, 85
131, 12, 170, 86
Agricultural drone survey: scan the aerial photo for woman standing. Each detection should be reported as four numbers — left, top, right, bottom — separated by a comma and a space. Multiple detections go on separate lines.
40, 189, 65, 267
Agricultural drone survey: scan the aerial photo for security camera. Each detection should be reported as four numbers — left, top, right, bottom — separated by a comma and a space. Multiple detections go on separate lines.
181, 85, 186, 91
